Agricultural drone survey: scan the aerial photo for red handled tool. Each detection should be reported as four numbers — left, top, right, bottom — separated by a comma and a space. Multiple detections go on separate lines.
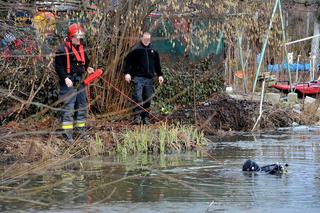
84, 69, 103, 85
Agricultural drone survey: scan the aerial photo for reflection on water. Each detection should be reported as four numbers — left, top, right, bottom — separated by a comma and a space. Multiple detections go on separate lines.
1, 130, 320, 212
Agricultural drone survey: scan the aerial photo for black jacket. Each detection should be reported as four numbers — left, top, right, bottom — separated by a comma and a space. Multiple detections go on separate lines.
123, 42, 162, 79
55, 42, 89, 83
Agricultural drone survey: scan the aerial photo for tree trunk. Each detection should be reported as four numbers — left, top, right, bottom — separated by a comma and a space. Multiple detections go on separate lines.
306, 11, 311, 37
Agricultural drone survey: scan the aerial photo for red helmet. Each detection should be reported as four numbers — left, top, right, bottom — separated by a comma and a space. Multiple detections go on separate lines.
67, 23, 85, 39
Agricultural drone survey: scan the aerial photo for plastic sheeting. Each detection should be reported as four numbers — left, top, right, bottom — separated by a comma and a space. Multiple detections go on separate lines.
268, 63, 320, 72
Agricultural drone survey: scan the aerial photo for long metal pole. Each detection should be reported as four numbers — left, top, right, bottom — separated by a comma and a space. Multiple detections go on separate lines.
252, 0, 280, 94
285, 34, 320, 46
252, 79, 266, 131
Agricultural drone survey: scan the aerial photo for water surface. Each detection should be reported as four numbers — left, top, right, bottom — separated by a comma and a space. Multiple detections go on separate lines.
1, 129, 320, 212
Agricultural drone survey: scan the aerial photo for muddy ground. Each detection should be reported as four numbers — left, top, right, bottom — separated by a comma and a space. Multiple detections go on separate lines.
0, 93, 311, 164
168, 93, 301, 135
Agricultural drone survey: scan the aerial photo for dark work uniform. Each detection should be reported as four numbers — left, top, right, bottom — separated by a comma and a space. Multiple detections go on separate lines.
123, 42, 163, 120
55, 41, 89, 132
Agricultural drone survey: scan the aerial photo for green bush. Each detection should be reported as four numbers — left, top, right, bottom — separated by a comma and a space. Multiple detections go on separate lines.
153, 55, 224, 112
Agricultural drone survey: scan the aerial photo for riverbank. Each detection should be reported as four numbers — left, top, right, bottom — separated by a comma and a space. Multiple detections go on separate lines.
0, 92, 318, 164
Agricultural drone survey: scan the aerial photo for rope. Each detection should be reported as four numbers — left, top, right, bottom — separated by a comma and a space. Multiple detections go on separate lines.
98, 75, 161, 123
97, 75, 222, 161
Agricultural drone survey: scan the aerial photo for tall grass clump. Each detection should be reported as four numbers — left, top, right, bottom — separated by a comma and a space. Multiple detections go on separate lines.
116, 123, 207, 157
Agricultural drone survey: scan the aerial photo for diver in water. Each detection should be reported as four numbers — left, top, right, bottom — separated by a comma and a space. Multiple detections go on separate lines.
242, 159, 288, 175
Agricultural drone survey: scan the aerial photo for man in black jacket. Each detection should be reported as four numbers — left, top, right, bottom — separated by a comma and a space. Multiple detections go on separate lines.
55, 23, 94, 143
124, 32, 164, 125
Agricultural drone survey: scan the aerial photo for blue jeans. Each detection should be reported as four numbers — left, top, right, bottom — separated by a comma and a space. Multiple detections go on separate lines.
59, 81, 87, 129
132, 76, 153, 118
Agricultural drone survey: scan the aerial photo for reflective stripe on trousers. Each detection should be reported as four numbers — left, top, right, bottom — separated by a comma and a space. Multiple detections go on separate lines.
61, 121, 73, 130
75, 120, 86, 127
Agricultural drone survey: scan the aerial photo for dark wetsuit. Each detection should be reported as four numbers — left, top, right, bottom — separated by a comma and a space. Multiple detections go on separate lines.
242, 160, 288, 175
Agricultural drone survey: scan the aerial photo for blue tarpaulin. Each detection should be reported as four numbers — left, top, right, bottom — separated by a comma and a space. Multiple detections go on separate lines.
268, 64, 320, 73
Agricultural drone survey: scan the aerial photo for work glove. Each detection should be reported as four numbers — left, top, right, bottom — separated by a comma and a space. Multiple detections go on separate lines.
65, 77, 73, 88
158, 76, 164, 85
125, 74, 131, 83
87, 67, 94, 74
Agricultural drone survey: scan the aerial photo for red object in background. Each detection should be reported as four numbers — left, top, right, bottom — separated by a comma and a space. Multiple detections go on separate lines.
295, 84, 320, 95
271, 84, 292, 93
84, 69, 103, 85
272, 81, 320, 95
14, 39, 22, 49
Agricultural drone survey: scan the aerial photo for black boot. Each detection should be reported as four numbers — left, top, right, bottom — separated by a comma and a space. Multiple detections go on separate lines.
75, 127, 85, 136
142, 116, 151, 125
75, 127, 92, 141
63, 130, 74, 144
133, 115, 142, 125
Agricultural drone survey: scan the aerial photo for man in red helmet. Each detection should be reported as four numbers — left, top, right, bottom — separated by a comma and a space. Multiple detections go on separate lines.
55, 23, 94, 143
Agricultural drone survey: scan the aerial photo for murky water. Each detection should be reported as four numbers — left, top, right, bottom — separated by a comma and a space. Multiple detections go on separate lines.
1, 129, 320, 212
